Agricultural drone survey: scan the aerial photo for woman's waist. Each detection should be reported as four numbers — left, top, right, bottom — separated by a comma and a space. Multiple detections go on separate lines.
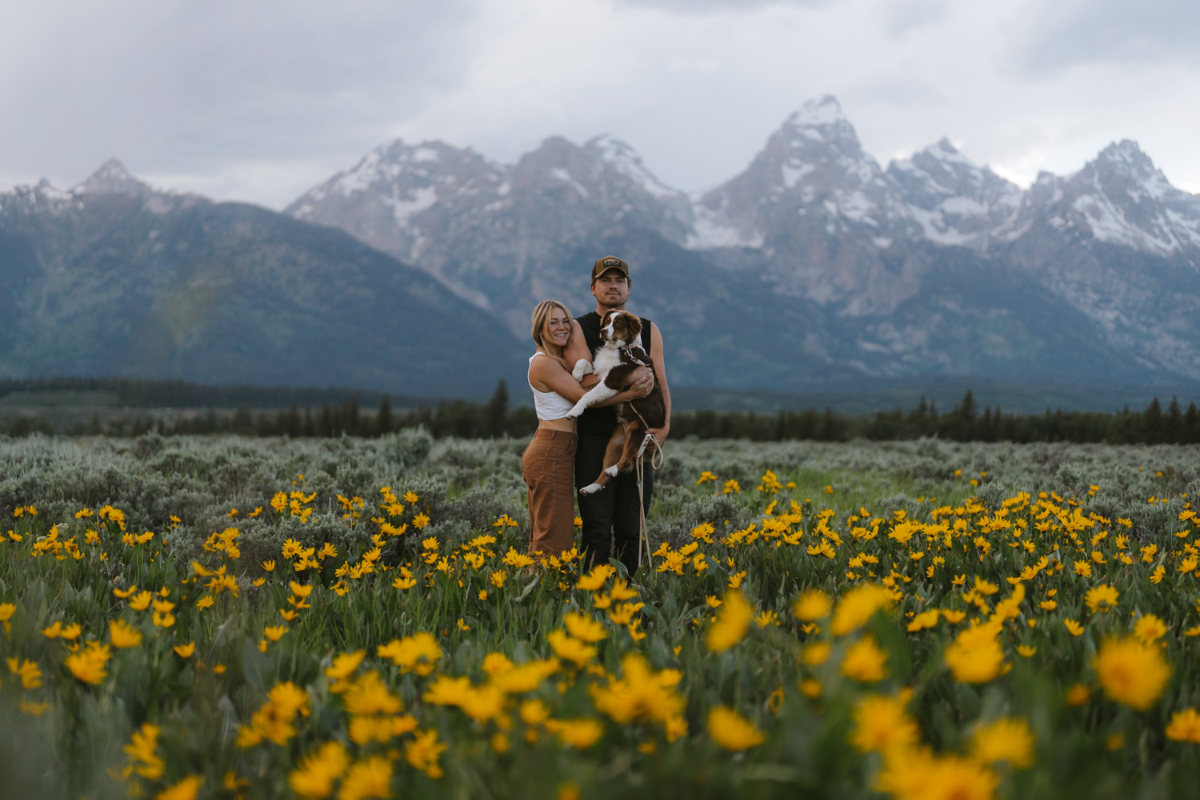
535, 418, 577, 434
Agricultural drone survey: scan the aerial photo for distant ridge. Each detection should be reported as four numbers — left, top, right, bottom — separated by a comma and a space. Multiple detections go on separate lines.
0, 172, 529, 399
671, 379, 1200, 417
0, 377, 437, 410
4, 376, 1198, 418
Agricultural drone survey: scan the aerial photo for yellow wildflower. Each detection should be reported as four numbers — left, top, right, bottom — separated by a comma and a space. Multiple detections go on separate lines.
289, 740, 349, 798
1166, 708, 1200, 743
1084, 584, 1119, 613
545, 718, 605, 748
156, 776, 203, 800
1094, 636, 1171, 711
707, 706, 765, 750
706, 590, 753, 652
377, 632, 442, 676
841, 636, 888, 682
563, 612, 607, 643
793, 589, 832, 621
831, 585, 892, 636
339, 756, 392, 800
944, 621, 1005, 683
404, 729, 446, 779
1127, 614, 1167, 644
972, 717, 1034, 767
851, 692, 919, 754
65, 642, 111, 684
547, 630, 597, 667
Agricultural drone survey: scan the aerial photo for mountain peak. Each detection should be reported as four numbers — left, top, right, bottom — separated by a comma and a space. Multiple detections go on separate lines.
785, 95, 845, 128
74, 158, 149, 196
927, 137, 968, 161
1082, 138, 1176, 203
1097, 139, 1149, 166
776, 95, 861, 154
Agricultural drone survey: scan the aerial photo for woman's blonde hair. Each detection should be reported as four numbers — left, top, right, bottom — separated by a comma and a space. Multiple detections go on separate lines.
530, 300, 572, 351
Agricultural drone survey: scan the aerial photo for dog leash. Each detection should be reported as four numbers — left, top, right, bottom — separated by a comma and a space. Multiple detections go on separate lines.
627, 403, 665, 570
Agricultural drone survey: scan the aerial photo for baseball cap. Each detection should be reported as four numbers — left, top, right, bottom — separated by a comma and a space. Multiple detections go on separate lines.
591, 256, 630, 282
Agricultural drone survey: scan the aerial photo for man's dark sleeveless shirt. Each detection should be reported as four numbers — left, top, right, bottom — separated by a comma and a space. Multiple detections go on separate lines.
576, 311, 652, 436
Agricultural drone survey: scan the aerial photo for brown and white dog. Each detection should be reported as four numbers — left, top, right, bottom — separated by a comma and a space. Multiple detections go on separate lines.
566, 310, 666, 495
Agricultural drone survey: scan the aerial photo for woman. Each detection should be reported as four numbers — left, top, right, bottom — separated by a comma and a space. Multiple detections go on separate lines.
522, 300, 645, 556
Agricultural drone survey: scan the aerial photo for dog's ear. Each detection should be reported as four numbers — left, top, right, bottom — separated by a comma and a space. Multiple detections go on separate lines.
600, 310, 620, 341
622, 313, 642, 341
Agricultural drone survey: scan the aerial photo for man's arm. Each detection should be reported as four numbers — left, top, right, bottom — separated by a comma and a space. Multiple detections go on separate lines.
647, 322, 671, 445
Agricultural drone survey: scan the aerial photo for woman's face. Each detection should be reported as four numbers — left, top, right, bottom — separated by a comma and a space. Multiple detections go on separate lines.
542, 308, 571, 351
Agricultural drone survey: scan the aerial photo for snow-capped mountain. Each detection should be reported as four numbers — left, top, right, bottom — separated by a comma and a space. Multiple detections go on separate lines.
0, 162, 527, 396
7, 95, 1199, 396
287, 95, 1200, 384
287, 134, 694, 330
887, 138, 1023, 249
999, 141, 1200, 380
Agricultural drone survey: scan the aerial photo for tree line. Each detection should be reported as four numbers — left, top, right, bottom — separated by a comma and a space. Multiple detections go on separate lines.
5, 383, 1200, 445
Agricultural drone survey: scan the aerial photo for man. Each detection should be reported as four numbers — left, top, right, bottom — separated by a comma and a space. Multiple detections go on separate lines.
564, 256, 671, 576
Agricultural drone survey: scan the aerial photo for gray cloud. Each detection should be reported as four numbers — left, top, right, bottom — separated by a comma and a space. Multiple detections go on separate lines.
611, 0, 832, 13
879, 0, 952, 40
0, 0, 480, 205
1009, 0, 1200, 72
3, 0, 1199, 210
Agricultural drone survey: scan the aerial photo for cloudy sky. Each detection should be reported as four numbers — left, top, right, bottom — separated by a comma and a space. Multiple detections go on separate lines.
3, 0, 1198, 209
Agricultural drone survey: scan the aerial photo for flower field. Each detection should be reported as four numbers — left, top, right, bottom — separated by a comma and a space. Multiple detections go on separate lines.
2, 432, 1200, 799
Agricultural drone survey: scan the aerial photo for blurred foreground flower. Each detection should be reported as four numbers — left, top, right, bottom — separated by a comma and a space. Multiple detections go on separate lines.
1094, 636, 1171, 711
707, 706, 765, 750
707, 590, 752, 652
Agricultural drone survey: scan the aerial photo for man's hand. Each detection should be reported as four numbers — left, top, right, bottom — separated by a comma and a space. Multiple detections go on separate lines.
646, 426, 669, 446
627, 366, 655, 399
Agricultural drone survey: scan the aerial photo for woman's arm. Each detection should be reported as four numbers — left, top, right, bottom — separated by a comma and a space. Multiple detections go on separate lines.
563, 320, 592, 375
529, 356, 587, 402
530, 355, 651, 407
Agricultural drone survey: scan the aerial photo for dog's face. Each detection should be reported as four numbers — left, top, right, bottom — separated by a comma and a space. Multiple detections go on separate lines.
599, 310, 641, 347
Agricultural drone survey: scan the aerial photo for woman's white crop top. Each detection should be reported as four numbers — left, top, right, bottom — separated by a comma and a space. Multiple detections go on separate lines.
528, 353, 576, 420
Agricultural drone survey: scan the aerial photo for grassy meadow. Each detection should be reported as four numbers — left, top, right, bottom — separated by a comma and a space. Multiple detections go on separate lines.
2, 431, 1200, 799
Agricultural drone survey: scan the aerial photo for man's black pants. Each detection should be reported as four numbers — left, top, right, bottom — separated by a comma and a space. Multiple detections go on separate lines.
575, 432, 654, 577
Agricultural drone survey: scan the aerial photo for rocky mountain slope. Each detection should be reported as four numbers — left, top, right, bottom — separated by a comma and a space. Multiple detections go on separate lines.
289, 96, 1200, 389
0, 163, 528, 397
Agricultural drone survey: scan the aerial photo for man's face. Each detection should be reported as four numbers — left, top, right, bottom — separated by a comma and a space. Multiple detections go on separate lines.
591, 271, 630, 309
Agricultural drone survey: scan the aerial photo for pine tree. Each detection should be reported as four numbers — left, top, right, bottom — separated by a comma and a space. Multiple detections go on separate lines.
959, 390, 977, 422
1166, 396, 1182, 443
377, 395, 393, 436
1145, 397, 1163, 444
486, 380, 509, 438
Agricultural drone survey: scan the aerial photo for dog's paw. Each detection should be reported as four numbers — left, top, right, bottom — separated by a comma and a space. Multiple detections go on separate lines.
604, 465, 620, 477
571, 360, 594, 381
579, 483, 604, 496
564, 403, 586, 419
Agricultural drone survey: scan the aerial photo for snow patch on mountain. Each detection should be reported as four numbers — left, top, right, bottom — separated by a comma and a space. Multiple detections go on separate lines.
385, 185, 439, 225
587, 135, 681, 201
686, 205, 763, 249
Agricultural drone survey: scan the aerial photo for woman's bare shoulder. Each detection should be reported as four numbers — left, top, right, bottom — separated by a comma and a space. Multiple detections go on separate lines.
528, 352, 562, 380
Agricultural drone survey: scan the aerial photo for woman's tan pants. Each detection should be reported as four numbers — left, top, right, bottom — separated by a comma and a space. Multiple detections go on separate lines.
521, 429, 578, 556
